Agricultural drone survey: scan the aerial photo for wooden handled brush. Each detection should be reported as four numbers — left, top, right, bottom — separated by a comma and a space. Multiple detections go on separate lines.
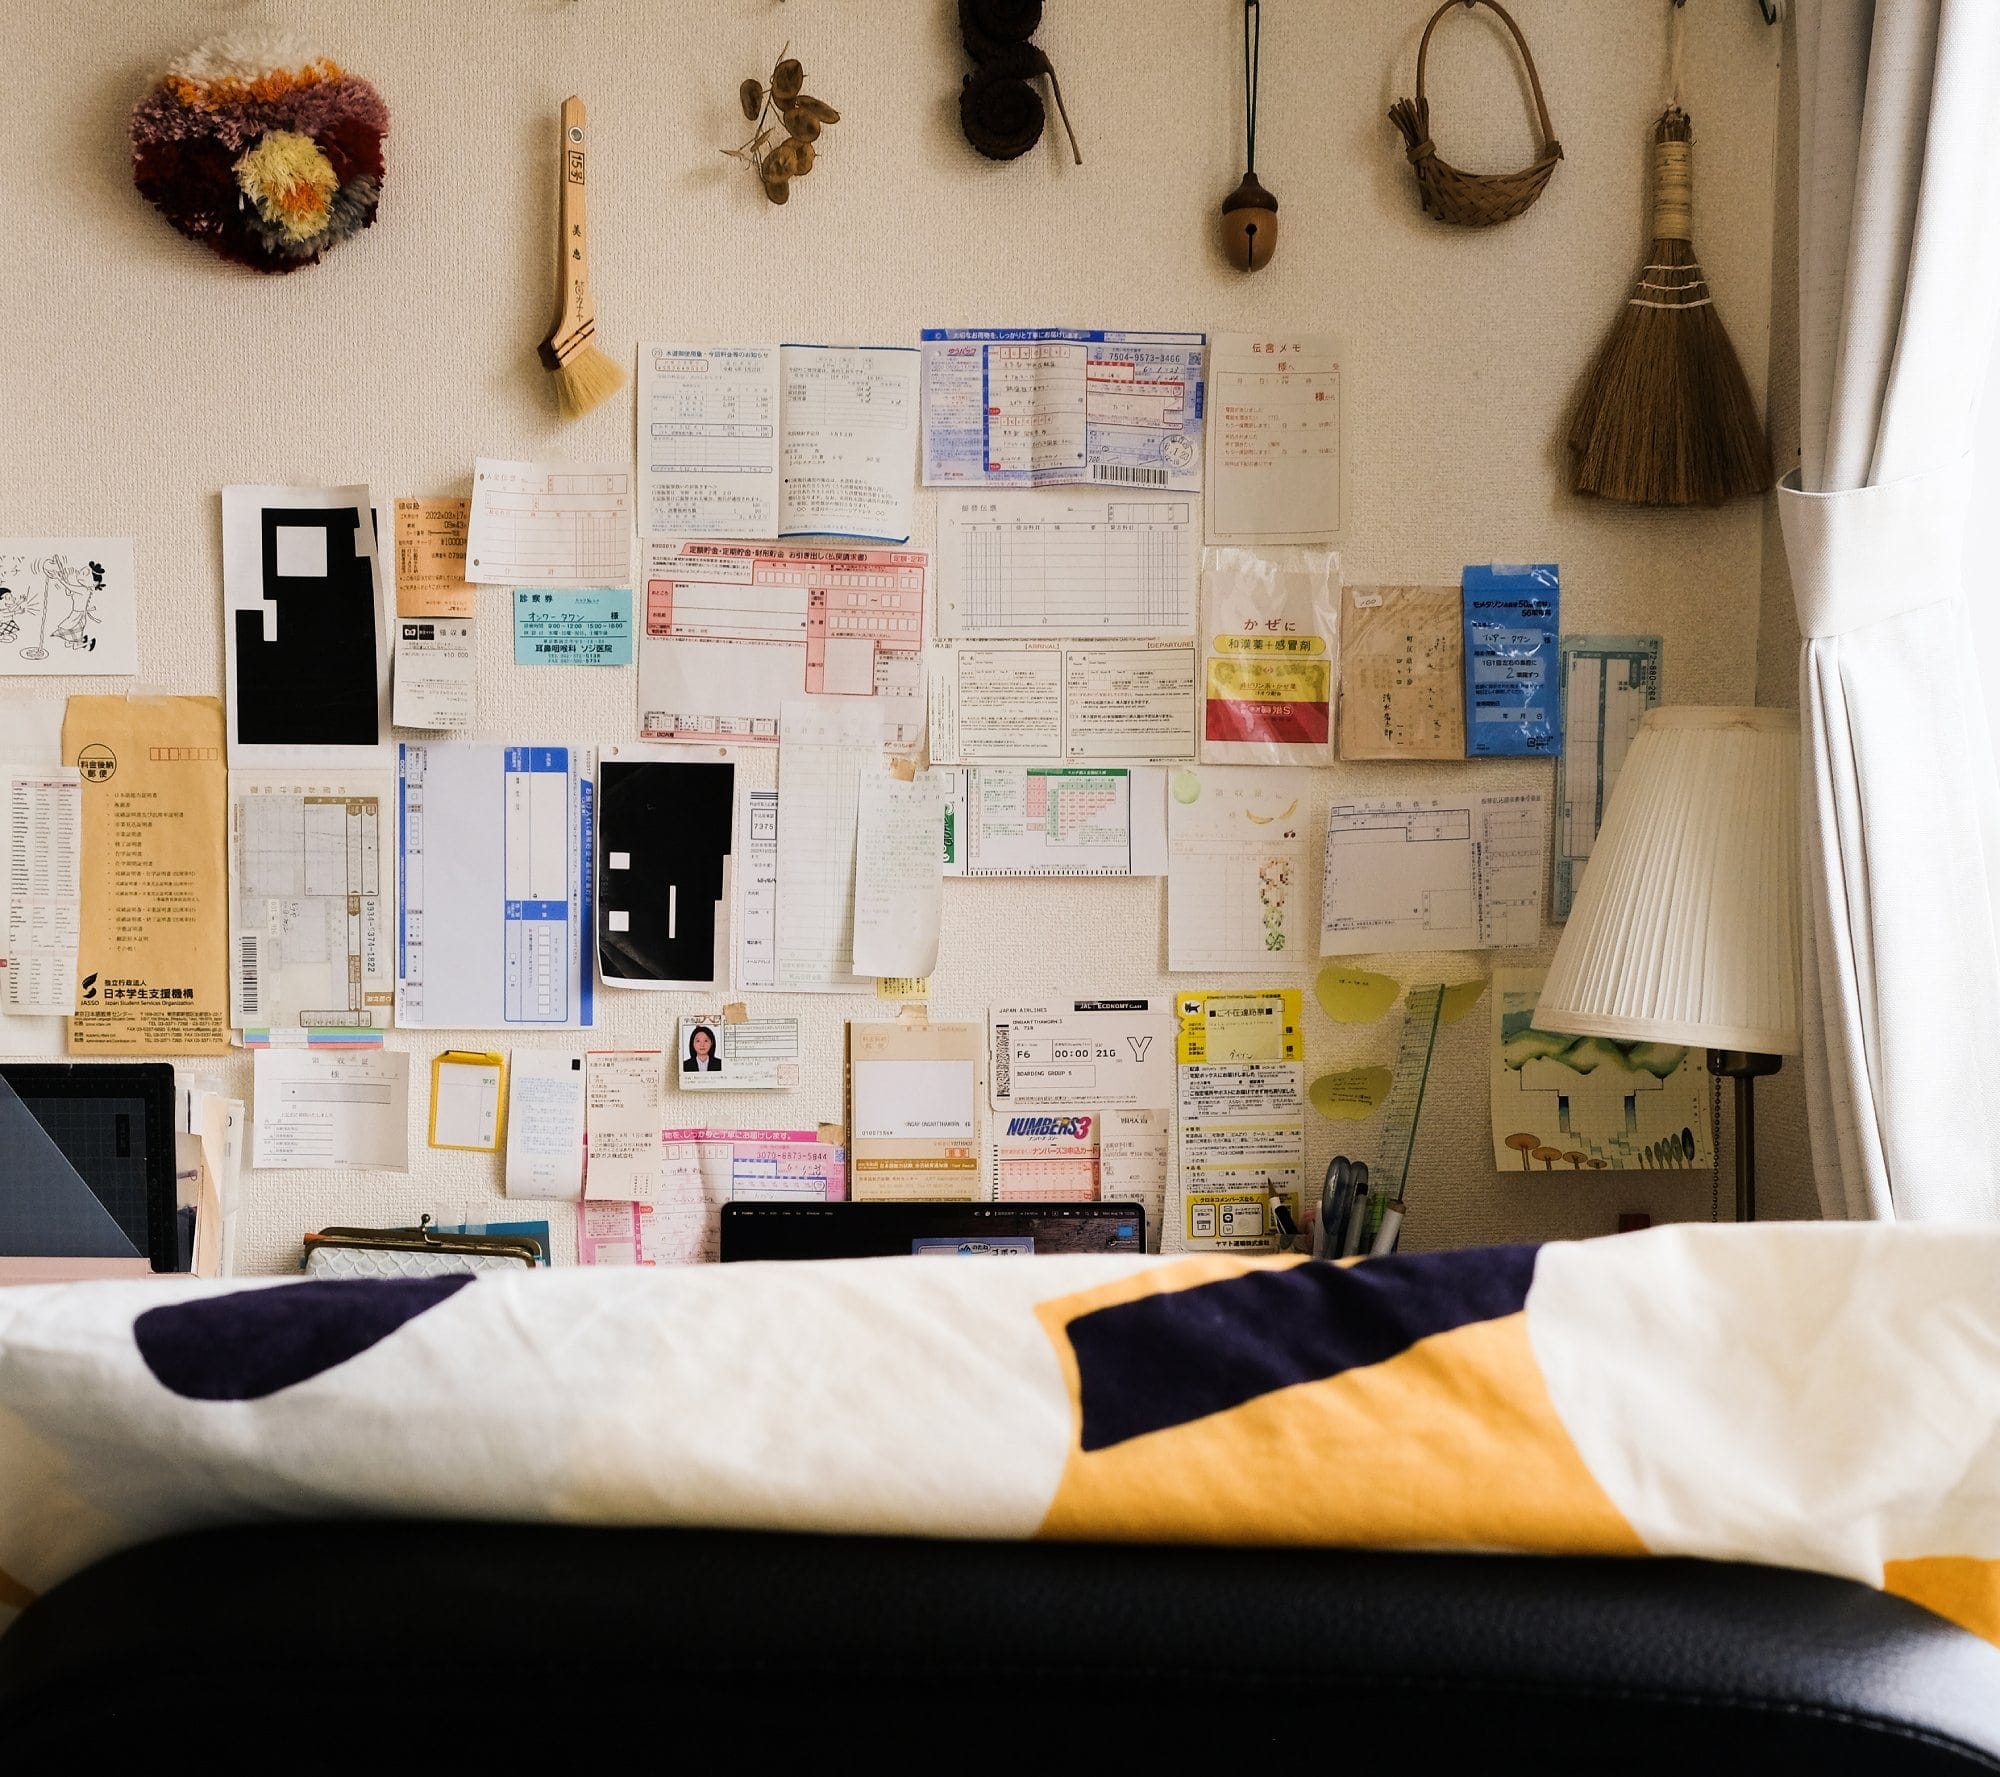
539, 95, 625, 421
1566, 4, 1769, 506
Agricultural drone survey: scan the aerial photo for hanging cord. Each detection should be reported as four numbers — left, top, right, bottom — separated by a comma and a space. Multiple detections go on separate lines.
1243, 0, 1261, 175
1710, 1062, 1722, 1222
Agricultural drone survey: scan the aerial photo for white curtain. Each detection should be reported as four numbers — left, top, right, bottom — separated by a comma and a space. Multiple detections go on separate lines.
1779, 1, 2000, 1219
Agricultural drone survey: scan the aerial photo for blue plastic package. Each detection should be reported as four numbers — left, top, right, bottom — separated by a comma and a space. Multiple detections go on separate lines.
1462, 564, 1560, 757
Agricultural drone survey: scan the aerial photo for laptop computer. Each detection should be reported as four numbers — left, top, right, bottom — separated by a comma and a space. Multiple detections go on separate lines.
719, 1201, 1145, 1262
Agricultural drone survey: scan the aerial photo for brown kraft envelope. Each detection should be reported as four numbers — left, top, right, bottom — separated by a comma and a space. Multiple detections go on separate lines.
62, 695, 232, 1055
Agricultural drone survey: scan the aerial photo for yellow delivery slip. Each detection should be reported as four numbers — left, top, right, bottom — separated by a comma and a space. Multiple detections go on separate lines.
63, 695, 231, 1055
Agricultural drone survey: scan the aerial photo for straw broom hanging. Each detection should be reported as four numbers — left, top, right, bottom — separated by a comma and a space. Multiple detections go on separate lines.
1567, 0, 1770, 507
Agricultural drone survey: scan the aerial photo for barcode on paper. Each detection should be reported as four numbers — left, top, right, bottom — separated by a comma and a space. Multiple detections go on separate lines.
992, 1024, 1010, 1101
1091, 464, 1169, 486
236, 935, 261, 1022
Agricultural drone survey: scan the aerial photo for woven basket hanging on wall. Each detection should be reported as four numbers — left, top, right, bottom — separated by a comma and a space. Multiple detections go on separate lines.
1388, 0, 1562, 226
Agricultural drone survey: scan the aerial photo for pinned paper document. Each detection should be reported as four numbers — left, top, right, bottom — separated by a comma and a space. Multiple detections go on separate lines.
1320, 794, 1546, 956
504, 1050, 586, 1200
228, 771, 395, 1045
920, 328, 1206, 491
936, 492, 1197, 638
392, 498, 475, 618
396, 743, 594, 1030
1202, 333, 1343, 545
638, 540, 928, 750
430, 1051, 504, 1152
253, 1048, 410, 1172
941, 767, 1168, 878
1166, 767, 1311, 972
639, 342, 918, 544
221, 487, 392, 769
583, 1050, 664, 1200
466, 459, 632, 589
0, 539, 138, 676
848, 1019, 983, 1201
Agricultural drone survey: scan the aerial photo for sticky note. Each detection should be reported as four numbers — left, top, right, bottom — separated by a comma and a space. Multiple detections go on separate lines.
1310, 1067, 1393, 1121
1314, 965, 1400, 1024
1440, 979, 1488, 1023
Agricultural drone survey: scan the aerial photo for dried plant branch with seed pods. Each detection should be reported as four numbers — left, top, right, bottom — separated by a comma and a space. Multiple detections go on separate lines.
722, 46, 840, 206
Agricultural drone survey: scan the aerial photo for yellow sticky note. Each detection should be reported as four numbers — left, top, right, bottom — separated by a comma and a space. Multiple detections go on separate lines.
1440, 979, 1489, 1023
1310, 1066, 1393, 1121
1314, 965, 1400, 1024
876, 976, 932, 1000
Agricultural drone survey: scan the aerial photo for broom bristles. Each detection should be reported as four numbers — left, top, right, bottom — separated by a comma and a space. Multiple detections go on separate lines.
552, 342, 625, 420
1568, 113, 1772, 507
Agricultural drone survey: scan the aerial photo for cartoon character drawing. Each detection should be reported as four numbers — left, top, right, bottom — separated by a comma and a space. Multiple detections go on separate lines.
0, 556, 32, 654
36, 554, 102, 654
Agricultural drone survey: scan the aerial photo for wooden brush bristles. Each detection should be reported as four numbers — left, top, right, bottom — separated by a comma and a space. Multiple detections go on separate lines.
1567, 108, 1771, 507
552, 340, 624, 420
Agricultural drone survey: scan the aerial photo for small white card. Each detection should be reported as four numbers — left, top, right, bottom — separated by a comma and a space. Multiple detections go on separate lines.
678, 1012, 802, 1091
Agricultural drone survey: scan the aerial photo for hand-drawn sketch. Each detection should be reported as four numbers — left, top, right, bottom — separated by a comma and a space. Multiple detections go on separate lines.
0, 539, 137, 675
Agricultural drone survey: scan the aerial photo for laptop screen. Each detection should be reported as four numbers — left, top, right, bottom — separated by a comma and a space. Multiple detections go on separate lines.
719, 1201, 1145, 1262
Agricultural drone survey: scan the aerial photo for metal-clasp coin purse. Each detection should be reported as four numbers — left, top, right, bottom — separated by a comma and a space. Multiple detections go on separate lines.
302, 1214, 542, 1278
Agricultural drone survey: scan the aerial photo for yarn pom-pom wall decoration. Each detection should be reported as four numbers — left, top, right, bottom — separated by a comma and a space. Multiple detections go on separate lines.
129, 36, 388, 274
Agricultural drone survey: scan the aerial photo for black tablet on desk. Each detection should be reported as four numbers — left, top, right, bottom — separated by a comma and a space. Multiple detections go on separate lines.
720, 1201, 1145, 1262
0, 1063, 179, 1271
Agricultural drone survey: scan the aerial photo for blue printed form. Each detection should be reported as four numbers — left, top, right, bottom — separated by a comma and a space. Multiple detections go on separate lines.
395, 743, 594, 1030
920, 328, 1206, 490
1462, 564, 1561, 758
513, 587, 633, 667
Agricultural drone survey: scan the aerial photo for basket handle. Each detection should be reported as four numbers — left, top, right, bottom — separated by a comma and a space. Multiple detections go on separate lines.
1414, 0, 1558, 154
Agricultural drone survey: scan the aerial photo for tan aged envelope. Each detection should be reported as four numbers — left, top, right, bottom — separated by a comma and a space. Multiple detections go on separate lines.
62, 695, 231, 1055
1337, 584, 1466, 761
393, 496, 475, 618
847, 1019, 983, 1201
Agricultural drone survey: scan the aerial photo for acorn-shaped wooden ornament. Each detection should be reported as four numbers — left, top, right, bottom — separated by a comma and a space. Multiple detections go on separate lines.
1223, 1, 1278, 272
1222, 169, 1278, 271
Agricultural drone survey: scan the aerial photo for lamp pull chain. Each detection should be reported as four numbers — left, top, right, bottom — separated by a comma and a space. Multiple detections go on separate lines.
1709, 1072, 1721, 1223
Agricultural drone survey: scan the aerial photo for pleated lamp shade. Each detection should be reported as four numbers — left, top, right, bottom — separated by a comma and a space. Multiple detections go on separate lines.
1538, 706, 1802, 1056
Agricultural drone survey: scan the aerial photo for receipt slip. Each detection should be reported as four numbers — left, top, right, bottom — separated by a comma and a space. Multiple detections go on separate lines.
988, 1000, 1175, 1112
848, 1019, 982, 1201
678, 1011, 801, 1091
393, 619, 476, 731
505, 1050, 585, 1200
430, 1050, 504, 1152
583, 1050, 664, 1200
393, 497, 475, 618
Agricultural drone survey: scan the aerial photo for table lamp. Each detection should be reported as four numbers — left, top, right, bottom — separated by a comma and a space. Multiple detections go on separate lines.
1536, 707, 1801, 1220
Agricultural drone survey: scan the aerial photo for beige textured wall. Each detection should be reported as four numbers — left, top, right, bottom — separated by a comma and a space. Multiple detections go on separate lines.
0, 1, 1782, 1272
